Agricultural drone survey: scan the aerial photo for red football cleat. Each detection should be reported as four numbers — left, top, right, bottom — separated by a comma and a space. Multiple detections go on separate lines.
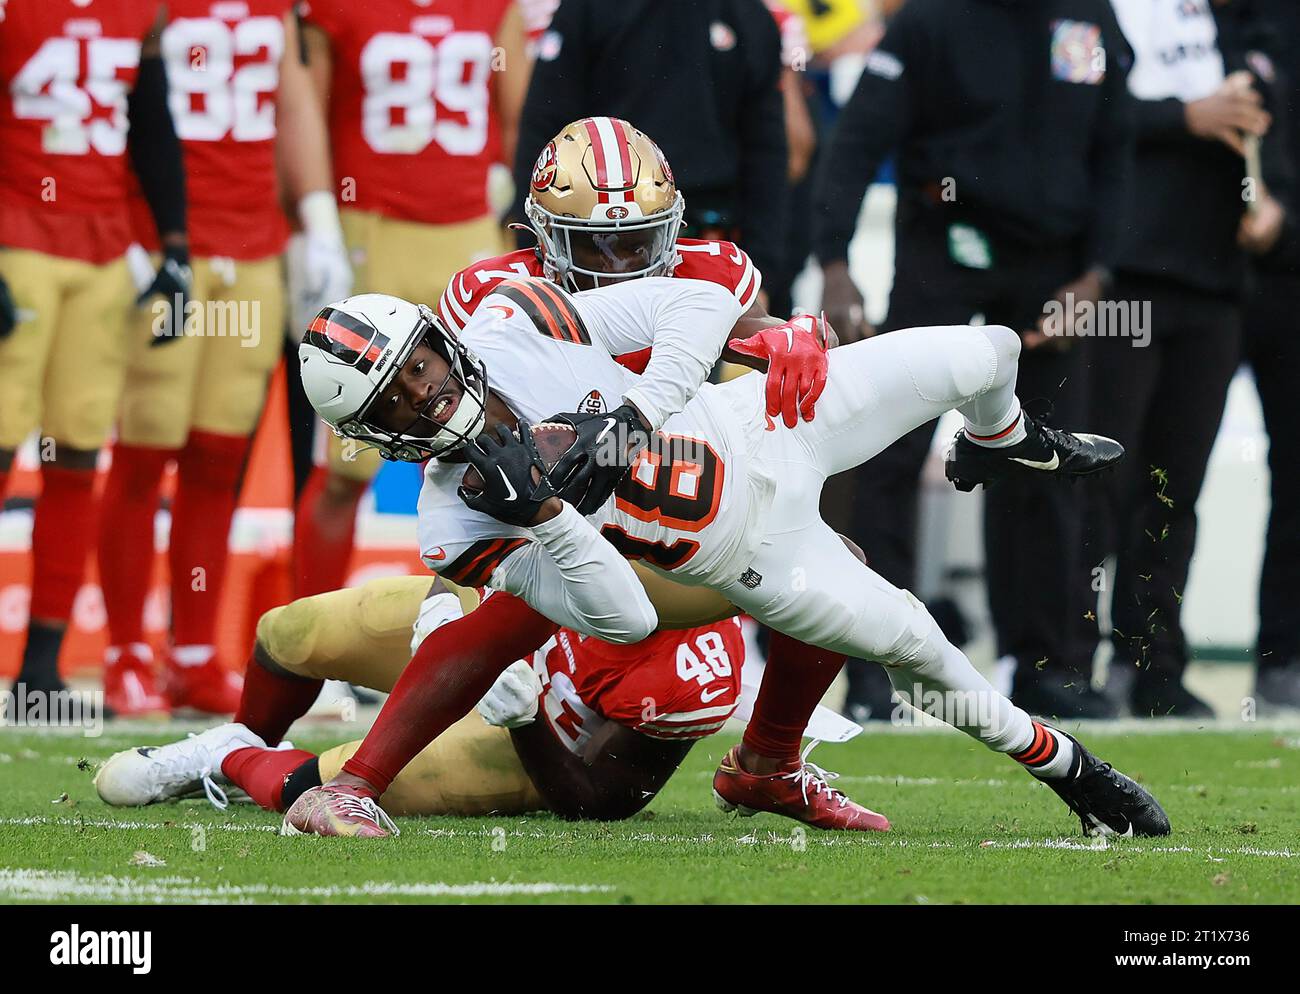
166, 647, 244, 715
713, 743, 891, 832
281, 784, 399, 838
103, 644, 169, 717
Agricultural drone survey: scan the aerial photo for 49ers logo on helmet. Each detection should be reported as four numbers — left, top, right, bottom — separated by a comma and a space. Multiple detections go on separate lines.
605, 205, 630, 220
652, 140, 674, 184
532, 141, 558, 191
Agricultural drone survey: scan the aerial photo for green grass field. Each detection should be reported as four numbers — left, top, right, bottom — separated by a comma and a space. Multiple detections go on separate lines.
1, 722, 1298, 904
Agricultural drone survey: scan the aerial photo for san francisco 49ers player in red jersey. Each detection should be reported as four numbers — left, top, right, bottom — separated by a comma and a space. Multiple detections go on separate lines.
0, 0, 191, 701
292, 0, 529, 599
95, 575, 774, 827
95, 0, 350, 716
441, 117, 787, 385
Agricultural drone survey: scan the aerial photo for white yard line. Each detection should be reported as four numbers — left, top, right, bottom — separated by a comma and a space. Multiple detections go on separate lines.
6, 819, 1292, 862
0, 868, 613, 904
0, 815, 277, 834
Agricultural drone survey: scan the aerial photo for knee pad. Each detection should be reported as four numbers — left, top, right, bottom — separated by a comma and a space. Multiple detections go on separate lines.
899, 326, 1000, 404
254, 600, 320, 677
979, 324, 1021, 390
874, 590, 947, 673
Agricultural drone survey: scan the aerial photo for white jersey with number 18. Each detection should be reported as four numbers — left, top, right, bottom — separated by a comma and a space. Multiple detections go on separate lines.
417, 277, 772, 600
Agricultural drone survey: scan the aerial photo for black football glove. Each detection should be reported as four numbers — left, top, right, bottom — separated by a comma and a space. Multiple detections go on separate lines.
545, 404, 650, 515
459, 421, 559, 527
136, 243, 192, 347
0, 273, 17, 341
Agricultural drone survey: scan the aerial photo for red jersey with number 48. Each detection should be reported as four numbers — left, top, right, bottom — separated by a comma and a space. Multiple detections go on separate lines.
437, 238, 762, 374
298, 0, 512, 225
130, 0, 293, 258
533, 620, 744, 754
0, 0, 157, 263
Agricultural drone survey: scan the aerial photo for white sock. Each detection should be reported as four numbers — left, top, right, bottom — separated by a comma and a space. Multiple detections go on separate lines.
963, 402, 1026, 448
1011, 721, 1078, 780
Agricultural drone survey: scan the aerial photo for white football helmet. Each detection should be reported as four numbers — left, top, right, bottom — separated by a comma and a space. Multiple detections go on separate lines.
298, 294, 488, 461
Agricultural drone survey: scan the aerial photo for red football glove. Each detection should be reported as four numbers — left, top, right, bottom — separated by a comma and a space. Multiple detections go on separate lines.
728, 313, 830, 428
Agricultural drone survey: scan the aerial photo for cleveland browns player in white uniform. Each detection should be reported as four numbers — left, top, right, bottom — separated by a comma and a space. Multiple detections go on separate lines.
279, 138, 1172, 838
94, 120, 880, 831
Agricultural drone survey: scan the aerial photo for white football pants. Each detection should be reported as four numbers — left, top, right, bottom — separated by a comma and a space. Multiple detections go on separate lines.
716, 324, 1034, 754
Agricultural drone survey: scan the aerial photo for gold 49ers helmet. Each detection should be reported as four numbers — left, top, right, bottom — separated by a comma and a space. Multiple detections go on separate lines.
524, 117, 685, 291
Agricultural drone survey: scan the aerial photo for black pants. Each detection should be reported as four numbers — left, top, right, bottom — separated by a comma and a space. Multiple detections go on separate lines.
838, 206, 1089, 700
1078, 275, 1242, 689
1244, 272, 1300, 672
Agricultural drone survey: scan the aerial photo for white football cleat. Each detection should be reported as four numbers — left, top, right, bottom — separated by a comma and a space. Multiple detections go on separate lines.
94, 722, 267, 809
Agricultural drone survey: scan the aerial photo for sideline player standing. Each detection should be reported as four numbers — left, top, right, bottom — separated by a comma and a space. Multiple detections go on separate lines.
291, 0, 529, 598
96, 1, 350, 716
0, 1, 188, 699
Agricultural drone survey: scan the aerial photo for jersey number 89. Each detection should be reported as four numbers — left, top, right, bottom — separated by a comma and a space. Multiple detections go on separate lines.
360, 31, 492, 156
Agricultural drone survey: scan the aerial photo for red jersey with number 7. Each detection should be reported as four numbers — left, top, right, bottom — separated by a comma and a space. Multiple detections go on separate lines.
437, 238, 763, 374
297, 0, 512, 225
0, 0, 157, 263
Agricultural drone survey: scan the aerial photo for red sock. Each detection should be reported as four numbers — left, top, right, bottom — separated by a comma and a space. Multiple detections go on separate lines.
742, 630, 846, 763
30, 465, 100, 620
99, 444, 174, 646
343, 593, 557, 794
169, 430, 250, 647
234, 650, 323, 746
293, 466, 364, 597
221, 746, 317, 812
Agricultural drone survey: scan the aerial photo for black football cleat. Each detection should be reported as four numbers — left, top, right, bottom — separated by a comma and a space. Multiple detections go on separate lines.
945, 412, 1124, 492
1041, 731, 1170, 838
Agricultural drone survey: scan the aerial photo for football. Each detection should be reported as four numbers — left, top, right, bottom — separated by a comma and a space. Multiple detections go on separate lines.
461, 421, 578, 493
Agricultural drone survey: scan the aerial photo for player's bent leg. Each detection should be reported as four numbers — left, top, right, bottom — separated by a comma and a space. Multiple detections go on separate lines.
778, 323, 1022, 477
767, 323, 1122, 486
255, 575, 440, 690
316, 712, 544, 817
226, 576, 437, 746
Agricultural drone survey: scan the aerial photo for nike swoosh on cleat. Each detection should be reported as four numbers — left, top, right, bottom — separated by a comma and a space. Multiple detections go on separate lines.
1086, 812, 1131, 837
497, 467, 518, 502
136, 748, 157, 758
1009, 452, 1060, 471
